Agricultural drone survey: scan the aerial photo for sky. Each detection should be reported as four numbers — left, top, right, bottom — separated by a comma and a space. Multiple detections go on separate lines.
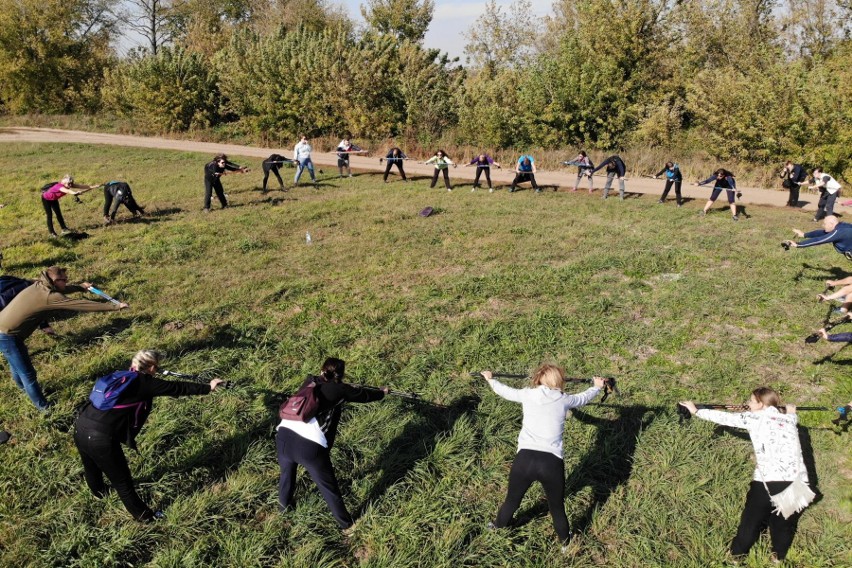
338, 0, 555, 61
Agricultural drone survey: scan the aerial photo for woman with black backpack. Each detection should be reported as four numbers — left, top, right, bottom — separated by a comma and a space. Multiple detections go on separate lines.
73, 350, 224, 521
276, 357, 387, 532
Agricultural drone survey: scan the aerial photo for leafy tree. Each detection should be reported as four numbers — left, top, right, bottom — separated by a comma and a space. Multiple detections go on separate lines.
463, 0, 536, 73
360, 0, 434, 43
101, 46, 220, 130
0, 0, 117, 113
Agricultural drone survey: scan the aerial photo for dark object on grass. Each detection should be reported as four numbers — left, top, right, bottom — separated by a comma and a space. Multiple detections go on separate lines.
0, 430, 10, 444
62, 231, 89, 240
804, 333, 820, 343
781, 242, 791, 251
419, 206, 434, 217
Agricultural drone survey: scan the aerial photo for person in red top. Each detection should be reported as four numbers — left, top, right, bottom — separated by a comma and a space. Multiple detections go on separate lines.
41, 175, 101, 236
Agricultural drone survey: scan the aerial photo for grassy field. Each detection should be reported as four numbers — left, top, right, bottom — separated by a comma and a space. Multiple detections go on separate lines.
0, 143, 849, 568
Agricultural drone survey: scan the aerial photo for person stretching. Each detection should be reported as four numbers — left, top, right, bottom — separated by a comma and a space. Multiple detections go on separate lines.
293, 135, 318, 186
74, 350, 224, 521
336, 136, 365, 178
808, 168, 842, 222
480, 367, 606, 549
654, 162, 683, 206
0, 267, 128, 411
424, 150, 455, 191
565, 151, 594, 193
203, 154, 247, 212
679, 388, 811, 564
591, 155, 627, 199
696, 168, 738, 220
103, 181, 145, 225
262, 154, 292, 192
381, 148, 408, 182
41, 175, 102, 236
783, 216, 852, 261
780, 162, 808, 207
465, 154, 501, 192
510, 155, 539, 193
276, 357, 387, 532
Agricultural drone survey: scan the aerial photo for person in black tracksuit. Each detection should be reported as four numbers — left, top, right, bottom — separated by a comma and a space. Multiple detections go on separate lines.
592, 155, 627, 199
781, 162, 808, 207
276, 357, 387, 529
102, 181, 145, 224
204, 154, 246, 211
73, 350, 223, 521
654, 162, 683, 206
382, 148, 408, 182
262, 154, 292, 192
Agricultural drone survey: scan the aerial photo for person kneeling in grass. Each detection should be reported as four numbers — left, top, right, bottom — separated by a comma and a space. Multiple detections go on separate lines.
480, 366, 606, 550
679, 387, 812, 564
74, 350, 224, 521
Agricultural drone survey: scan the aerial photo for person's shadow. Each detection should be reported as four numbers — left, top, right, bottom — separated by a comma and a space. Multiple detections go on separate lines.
510, 404, 658, 532
353, 394, 480, 516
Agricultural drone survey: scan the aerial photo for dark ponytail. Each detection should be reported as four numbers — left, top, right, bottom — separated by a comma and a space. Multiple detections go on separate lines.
320, 357, 345, 382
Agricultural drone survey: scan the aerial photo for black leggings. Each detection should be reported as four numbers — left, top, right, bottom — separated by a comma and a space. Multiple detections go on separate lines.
660, 179, 682, 203
510, 172, 538, 191
474, 167, 492, 188
74, 427, 155, 521
204, 177, 227, 209
494, 449, 570, 542
276, 428, 353, 529
262, 163, 284, 191
430, 168, 450, 189
41, 198, 67, 235
104, 186, 143, 219
731, 481, 801, 560
383, 161, 406, 181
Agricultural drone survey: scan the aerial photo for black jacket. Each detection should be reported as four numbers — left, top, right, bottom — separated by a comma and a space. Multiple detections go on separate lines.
308, 378, 385, 448
75, 373, 210, 449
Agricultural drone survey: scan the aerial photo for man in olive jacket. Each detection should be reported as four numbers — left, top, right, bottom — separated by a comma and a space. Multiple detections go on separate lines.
0, 266, 128, 411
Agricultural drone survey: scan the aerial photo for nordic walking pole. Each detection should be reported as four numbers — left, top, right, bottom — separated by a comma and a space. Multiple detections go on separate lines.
87, 286, 123, 306
469, 372, 619, 402
676, 402, 839, 424
161, 370, 233, 389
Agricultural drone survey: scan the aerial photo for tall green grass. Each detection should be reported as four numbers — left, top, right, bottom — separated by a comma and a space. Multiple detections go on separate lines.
0, 143, 849, 567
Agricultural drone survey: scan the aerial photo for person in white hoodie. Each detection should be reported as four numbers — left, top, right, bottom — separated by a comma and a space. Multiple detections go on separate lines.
480, 366, 606, 546
293, 135, 317, 186
679, 387, 810, 563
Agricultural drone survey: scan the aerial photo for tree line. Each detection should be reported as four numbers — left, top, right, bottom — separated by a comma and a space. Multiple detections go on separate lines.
0, 0, 849, 178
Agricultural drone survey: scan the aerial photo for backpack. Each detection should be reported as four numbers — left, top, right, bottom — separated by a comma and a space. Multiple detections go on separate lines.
279, 376, 324, 422
89, 371, 140, 411
0, 276, 33, 310
40, 181, 58, 192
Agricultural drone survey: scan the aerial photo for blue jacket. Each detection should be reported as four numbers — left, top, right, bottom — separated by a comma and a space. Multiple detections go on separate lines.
698, 173, 736, 189
798, 223, 852, 253
655, 165, 682, 182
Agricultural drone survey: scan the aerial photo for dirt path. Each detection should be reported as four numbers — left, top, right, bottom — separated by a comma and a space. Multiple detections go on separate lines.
0, 127, 827, 211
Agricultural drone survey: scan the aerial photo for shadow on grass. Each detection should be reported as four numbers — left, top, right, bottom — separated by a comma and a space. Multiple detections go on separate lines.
354, 394, 480, 517
794, 263, 849, 284
70, 316, 149, 348
511, 404, 659, 532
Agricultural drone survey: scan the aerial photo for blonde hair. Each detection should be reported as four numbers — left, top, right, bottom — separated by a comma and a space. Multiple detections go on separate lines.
61, 174, 74, 185
530, 364, 565, 390
131, 350, 163, 372
752, 386, 781, 409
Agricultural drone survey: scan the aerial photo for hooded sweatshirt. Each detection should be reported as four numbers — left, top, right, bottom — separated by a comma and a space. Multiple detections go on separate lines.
0, 272, 120, 339
487, 378, 601, 458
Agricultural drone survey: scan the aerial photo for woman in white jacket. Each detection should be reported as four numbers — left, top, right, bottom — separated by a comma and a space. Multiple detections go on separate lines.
679, 387, 809, 563
480, 366, 605, 546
